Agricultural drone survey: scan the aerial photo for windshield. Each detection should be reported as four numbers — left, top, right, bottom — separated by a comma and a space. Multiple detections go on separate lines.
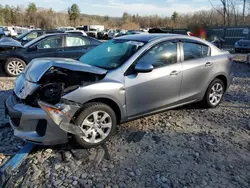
79, 39, 145, 69
16, 32, 28, 40
23, 35, 45, 48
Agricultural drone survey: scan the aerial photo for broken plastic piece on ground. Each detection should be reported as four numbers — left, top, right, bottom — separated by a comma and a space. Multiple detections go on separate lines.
59, 122, 85, 137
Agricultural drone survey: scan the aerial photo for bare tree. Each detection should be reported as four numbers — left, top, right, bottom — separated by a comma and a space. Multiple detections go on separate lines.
243, 0, 246, 21
208, 0, 228, 26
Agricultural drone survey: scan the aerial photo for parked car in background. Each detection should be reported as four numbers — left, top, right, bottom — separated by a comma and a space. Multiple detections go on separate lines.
97, 29, 109, 39
56, 27, 75, 31
0, 33, 101, 76
66, 30, 87, 36
86, 28, 99, 38
108, 29, 121, 39
207, 35, 225, 49
0, 27, 5, 38
78, 25, 105, 38
148, 28, 168, 34
115, 30, 145, 38
13, 30, 64, 44
114, 30, 127, 38
5, 34, 233, 148
83, 25, 104, 33
234, 35, 250, 53
3, 26, 18, 36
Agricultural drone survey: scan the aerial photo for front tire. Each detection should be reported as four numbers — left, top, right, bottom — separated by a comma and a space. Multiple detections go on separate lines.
73, 102, 117, 148
202, 79, 225, 108
4, 58, 26, 77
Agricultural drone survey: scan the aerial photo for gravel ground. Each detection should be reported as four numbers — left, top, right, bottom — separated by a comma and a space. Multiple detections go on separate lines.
0, 60, 249, 188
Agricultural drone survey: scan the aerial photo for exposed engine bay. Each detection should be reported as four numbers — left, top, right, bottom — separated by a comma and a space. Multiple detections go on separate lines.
23, 67, 105, 107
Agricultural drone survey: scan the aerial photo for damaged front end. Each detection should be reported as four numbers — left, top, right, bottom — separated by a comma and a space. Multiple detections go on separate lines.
15, 58, 106, 107
12, 58, 107, 137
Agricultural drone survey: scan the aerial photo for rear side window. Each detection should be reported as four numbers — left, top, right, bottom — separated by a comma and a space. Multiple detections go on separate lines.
183, 42, 209, 61
137, 41, 178, 68
66, 36, 90, 47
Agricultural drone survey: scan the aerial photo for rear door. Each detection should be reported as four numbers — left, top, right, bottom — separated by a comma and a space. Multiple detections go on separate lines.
179, 40, 213, 101
27, 35, 65, 61
64, 36, 94, 60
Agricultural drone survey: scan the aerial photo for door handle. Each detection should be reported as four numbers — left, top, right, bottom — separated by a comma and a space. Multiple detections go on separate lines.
57, 48, 63, 51
170, 70, 181, 76
205, 62, 213, 67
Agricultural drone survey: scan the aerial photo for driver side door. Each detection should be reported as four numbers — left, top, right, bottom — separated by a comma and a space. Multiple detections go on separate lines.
125, 40, 183, 117
27, 35, 65, 62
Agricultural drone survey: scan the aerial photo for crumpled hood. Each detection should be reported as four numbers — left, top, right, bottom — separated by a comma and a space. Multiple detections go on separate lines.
24, 58, 107, 82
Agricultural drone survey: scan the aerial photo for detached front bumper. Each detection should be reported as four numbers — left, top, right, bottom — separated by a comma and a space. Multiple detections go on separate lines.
5, 93, 68, 145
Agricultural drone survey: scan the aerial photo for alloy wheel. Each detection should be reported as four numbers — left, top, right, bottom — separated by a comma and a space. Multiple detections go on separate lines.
7, 60, 24, 76
79, 111, 112, 144
209, 83, 223, 106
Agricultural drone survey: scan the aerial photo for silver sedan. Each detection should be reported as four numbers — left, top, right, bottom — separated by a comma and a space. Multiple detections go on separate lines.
5, 34, 233, 148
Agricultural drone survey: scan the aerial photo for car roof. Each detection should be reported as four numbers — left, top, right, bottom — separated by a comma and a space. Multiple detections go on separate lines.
116, 34, 179, 42
116, 33, 216, 47
42, 33, 80, 37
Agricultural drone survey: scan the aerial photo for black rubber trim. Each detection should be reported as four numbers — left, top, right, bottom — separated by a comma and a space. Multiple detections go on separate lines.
5, 94, 22, 118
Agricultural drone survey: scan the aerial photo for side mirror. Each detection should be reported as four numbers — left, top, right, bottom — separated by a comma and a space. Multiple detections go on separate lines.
135, 62, 154, 73
22, 37, 27, 41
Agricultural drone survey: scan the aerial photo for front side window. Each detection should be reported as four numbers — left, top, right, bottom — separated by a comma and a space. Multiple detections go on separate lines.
136, 41, 178, 68
37, 36, 63, 49
66, 36, 89, 47
183, 42, 209, 61
79, 39, 144, 69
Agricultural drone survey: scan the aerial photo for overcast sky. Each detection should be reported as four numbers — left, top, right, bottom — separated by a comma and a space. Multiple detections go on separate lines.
0, 0, 222, 17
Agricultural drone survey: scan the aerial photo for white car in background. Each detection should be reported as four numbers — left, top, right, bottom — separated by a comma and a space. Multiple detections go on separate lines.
3, 26, 18, 36
108, 29, 120, 39
56, 27, 76, 32
66, 30, 87, 36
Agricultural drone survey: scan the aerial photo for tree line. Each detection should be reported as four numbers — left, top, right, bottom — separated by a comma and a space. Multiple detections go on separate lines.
0, 1, 250, 30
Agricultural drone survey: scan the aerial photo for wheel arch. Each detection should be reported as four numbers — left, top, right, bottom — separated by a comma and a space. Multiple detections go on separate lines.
5, 56, 27, 64
74, 97, 122, 124
214, 75, 228, 90
201, 73, 228, 101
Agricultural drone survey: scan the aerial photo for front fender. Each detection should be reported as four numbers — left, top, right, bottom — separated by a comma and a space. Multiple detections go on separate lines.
62, 81, 126, 119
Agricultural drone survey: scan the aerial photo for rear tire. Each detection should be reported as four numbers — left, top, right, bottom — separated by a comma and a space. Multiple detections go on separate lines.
4, 58, 26, 77
73, 102, 117, 149
202, 79, 225, 108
